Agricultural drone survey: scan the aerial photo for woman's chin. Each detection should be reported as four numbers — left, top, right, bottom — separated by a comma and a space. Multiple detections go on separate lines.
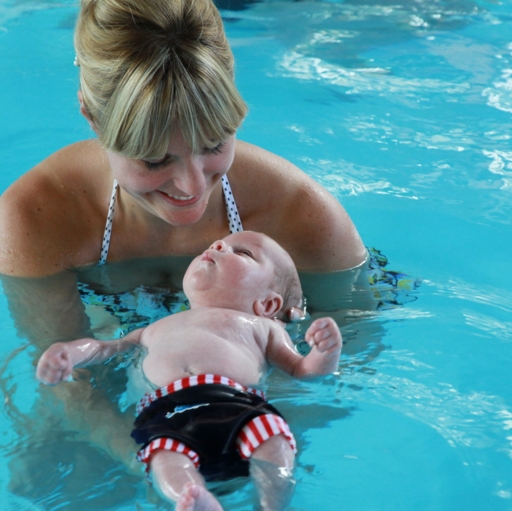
158, 204, 208, 227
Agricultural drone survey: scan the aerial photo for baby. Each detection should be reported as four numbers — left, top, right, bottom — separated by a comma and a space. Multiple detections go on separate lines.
37, 231, 342, 511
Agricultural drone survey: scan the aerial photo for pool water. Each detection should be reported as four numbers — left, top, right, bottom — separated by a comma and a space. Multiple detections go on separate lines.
1, 0, 512, 509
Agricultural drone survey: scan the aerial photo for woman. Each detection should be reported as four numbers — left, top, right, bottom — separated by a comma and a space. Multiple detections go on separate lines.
0, 0, 370, 343
0, 0, 372, 484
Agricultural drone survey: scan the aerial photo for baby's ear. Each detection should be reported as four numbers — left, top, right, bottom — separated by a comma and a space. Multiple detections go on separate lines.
253, 292, 283, 319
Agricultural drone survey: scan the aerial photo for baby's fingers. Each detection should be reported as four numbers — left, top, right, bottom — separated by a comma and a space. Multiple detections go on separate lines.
36, 366, 60, 385
315, 336, 341, 353
306, 318, 337, 339
306, 318, 342, 351
305, 319, 329, 342
36, 351, 71, 385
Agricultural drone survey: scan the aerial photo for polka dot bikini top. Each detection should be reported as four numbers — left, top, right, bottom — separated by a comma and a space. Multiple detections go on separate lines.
99, 175, 244, 265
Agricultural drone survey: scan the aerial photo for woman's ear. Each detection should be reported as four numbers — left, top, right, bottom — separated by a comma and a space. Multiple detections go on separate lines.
77, 91, 96, 132
253, 292, 283, 319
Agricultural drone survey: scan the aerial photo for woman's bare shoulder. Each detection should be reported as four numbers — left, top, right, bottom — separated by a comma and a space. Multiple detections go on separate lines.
0, 140, 111, 276
231, 140, 367, 272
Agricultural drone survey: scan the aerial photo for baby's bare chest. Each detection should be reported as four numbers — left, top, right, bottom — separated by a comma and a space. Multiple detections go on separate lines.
140, 309, 270, 386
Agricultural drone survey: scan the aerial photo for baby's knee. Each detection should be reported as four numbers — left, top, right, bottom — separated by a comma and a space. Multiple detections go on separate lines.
250, 434, 295, 471
149, 450, 205, 503
249, 440, 296, 511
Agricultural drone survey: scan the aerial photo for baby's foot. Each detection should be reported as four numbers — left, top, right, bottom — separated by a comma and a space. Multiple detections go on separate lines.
176, 483, 223, 511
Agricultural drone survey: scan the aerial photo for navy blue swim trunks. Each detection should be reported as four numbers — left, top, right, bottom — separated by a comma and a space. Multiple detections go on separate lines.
131, 381, 294, 481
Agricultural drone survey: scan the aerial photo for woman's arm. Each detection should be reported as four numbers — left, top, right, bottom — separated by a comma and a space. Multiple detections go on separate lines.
0, 142, 110, 278
36, 329, 143, 385
231, 141, 377, 315
231, 140, 368, 273
0, 142, 121, 347
0, 271, 94, 350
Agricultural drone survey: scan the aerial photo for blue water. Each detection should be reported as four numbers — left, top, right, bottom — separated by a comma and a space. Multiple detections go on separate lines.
1, 0, 512, 509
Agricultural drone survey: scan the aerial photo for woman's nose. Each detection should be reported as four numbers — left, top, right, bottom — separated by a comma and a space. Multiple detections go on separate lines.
172, 156, 206, 196
210, 239, 227, 252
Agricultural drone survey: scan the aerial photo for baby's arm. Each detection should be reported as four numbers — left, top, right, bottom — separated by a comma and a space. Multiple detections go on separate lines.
36, 328, 144, 385
267, 318, 342, 378
300, 318, 342, 376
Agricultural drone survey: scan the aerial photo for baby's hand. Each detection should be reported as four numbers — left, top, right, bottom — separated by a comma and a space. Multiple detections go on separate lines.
36, 343, 74, 385
305, 318, 342, 354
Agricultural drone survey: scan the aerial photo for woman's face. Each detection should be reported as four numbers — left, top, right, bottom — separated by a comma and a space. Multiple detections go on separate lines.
106, 127, 236, 227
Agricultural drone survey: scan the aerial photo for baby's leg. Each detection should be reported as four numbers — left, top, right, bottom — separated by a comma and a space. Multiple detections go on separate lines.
250, 434, 296, 511
149, 450, 223, 511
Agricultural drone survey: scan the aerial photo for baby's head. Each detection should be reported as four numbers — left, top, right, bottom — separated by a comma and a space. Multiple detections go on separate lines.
183, 231, 303, 319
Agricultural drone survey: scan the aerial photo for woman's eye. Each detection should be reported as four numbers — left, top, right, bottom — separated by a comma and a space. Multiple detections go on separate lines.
203, 141, 226, 155
142, 158, 170, 171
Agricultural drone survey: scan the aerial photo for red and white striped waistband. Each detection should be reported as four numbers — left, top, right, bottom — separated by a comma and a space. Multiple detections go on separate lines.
136, 374, 266, 416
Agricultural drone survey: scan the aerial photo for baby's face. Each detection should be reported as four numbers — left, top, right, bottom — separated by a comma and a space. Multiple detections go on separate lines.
183, 231, 285, 312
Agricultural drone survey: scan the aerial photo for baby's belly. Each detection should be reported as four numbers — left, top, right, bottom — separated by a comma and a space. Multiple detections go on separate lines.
143, 344, 265, 389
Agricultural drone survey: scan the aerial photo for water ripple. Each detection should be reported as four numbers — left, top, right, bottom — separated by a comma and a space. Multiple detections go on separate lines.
483, 70, 512, 113
277, 50, 469, 97
0, 1, 70, 31
431, 279, 512, 314
344, 365, 512, 453
463, 310, 512, 343
343, 114, 473, 152
482, 149, 512, 191
298, 156, 420, 199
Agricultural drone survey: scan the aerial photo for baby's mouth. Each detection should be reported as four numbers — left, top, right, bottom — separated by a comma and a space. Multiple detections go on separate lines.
200, 251, 215, 263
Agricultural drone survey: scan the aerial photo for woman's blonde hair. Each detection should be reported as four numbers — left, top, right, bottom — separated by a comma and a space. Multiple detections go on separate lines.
75, 0, 247, 159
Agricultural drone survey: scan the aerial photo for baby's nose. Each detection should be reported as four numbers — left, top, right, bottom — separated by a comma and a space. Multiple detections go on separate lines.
210, 239, 227, 252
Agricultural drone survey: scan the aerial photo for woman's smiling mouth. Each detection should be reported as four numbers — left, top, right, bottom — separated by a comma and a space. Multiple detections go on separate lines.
156, 190, 200, 206
172, 195, 194, 201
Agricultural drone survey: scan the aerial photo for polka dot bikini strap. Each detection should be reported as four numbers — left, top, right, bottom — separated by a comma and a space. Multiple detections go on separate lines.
221, 175, 243, 233
99, 179, 119, 265
99, 177, 240, 265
